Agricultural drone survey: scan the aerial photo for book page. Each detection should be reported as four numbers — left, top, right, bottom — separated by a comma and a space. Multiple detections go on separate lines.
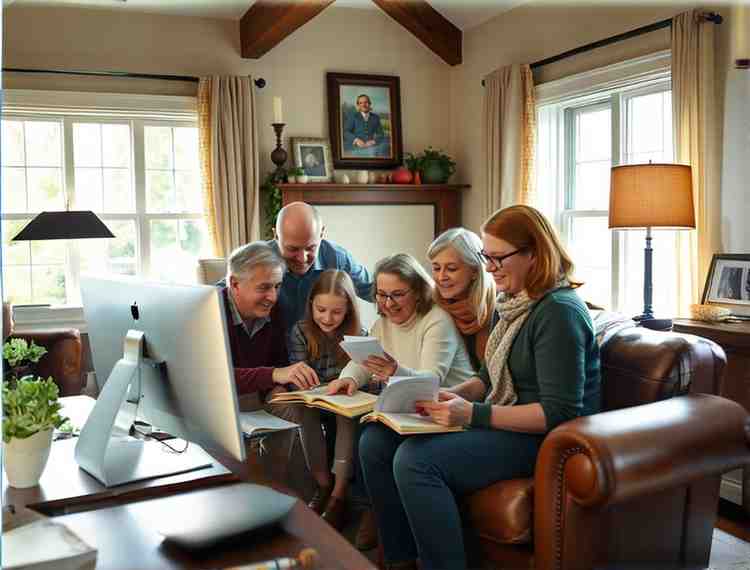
239, 410, 299, 437
382, 412, 460, 431
375, 374, 439, 413
314, 390, 377, 409
339, 337, 386, 364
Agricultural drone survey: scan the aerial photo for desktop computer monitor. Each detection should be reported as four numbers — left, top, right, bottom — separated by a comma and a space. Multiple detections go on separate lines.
76, 275, 245, 486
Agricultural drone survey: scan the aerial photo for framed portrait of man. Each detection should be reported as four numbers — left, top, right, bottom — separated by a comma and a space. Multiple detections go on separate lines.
702, 253, 750, 315
326, 72, 403, 170
291, 137, 333, 182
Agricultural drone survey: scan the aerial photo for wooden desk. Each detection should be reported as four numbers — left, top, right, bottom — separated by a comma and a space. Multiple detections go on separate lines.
50, 483, 376, 570
672, 318, 750, 514
2, 396, 237, 515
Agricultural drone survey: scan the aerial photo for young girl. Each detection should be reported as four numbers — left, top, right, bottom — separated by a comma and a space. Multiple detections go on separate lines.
288, 269, 365, 530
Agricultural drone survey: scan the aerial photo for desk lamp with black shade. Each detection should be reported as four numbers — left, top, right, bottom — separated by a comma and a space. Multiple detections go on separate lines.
608, 163, 695, 331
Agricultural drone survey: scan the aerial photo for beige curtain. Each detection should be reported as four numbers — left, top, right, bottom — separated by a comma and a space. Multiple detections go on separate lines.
672, 10, 722, 315
198, 76, 260, 257
482, 63, 536, 217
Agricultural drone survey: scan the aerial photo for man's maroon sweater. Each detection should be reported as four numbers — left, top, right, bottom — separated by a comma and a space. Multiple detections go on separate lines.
221, 288, 289, 395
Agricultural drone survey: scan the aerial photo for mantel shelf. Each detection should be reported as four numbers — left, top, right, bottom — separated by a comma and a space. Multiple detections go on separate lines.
277, 183, 470, 191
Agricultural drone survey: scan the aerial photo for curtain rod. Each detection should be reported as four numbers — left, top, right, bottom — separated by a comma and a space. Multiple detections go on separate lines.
481, 11, 723, 85
2, 67, 267, 88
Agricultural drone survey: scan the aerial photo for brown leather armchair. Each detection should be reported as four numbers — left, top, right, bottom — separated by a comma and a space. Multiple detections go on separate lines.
2, 302, 84, 396
466, 326, 750, 570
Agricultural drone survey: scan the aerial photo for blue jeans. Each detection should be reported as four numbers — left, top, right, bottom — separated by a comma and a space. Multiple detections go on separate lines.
359, 423, 543, 570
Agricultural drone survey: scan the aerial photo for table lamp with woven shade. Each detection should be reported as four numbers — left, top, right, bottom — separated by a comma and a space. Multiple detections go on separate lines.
609, 163, 695, 330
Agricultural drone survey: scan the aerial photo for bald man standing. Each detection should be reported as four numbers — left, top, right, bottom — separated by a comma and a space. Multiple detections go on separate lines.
269, 202, 373, 337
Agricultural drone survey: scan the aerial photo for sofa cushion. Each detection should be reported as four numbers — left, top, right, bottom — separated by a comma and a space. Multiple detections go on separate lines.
466, 478, 534, 545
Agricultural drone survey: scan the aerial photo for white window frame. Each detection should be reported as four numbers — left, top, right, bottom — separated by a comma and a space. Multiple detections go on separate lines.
2, 90, 199, 332
535, 51, 672, 312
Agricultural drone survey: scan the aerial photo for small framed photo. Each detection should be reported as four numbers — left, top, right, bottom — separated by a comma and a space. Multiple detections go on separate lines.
326, 72, 403, 170
702, 253, 750, 314
291, 137, 333, 182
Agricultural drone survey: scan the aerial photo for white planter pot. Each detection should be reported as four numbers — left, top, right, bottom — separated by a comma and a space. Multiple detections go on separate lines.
297, 174, 309, 184
3, 428, 53, 488
287, 175, 297, 183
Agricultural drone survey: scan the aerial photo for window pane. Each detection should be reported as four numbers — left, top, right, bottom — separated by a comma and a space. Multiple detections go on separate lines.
3, 266, 32, 305
567, 216, 611, 307
102, 124, 131, 168
24, 121, 62, 167
79, 220, 137, 276
75, 168, 103, 211
73, 123, 102, 167
27, 167, 64, 211
577, 108, 611, 162
2, 167, 27, 213
2, 220, 31, 265
2, 120, 25, 166
102, 168, 133, 212
30, 239, 66, 265
574, 161, 610, 210
626, 90, 673, 163
31, 265, 66, 305
146, 171, 175, 212
173, 127, 198, 170
150, 219, 209, 282
145, 126, 173, 169
175, 170, 201, 212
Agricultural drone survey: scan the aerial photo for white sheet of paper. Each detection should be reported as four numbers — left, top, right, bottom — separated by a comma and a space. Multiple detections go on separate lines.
375, 374, 440, 413
339, 337, 386, 364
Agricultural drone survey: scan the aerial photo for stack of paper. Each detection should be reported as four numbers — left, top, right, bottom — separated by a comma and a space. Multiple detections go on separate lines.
339, 336, 386, 364
2, 519, 97, 570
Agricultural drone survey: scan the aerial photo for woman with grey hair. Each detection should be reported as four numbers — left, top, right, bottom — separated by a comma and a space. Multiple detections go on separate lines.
327, 252, 475, 393
427, 228, 496, 369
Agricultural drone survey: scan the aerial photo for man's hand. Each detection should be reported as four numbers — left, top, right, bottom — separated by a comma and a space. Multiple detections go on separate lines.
326, 377, 358, 396
272, 362, 319, 390
417, 391, 473, 427
362, 352, 398, 383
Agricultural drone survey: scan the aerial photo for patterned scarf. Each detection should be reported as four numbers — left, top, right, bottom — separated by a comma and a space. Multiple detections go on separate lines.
435, 294, 490, 365
484, 279, 569, 405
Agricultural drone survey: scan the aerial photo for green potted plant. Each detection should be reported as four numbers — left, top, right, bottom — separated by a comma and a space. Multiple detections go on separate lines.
3, 337, 47, 380
2, 376, 67, 488
404, 153, 424, 184
288, 166, 305, 184
419, 147, 456, 184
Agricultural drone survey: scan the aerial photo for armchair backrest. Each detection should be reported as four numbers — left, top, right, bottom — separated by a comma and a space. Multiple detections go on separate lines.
196, 258, 227, 285
600, 326, 726, 411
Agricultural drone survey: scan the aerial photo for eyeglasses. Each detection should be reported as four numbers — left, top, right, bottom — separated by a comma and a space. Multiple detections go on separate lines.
478, 248, 526, 268
374, 289, 411, 304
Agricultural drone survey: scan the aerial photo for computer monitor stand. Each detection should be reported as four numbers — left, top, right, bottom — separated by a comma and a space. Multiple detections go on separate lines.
74, 330, 213, 487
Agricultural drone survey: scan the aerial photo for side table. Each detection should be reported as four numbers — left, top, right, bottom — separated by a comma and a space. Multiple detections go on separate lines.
672, 318, 750, 514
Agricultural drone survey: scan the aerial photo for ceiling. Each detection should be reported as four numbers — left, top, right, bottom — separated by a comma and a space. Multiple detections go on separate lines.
7, 0, 524, 31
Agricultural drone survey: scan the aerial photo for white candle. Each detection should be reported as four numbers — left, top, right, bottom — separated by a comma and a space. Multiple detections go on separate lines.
273, 97, 283, 124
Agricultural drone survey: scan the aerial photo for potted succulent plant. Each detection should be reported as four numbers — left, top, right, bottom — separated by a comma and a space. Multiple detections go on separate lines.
287, 167, 304, 184
3, 337, 47, 380
2, 376, 67, 488
404, 152, 424, 184
418, 147, 456, 184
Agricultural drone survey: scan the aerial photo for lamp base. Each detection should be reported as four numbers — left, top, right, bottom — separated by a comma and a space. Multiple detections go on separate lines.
633, 315, 673, 331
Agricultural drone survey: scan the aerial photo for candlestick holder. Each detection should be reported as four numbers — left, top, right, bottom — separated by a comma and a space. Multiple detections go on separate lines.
270, 123, 288, 182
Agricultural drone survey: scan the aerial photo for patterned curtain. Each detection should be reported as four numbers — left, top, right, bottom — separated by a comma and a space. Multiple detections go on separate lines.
482, 63, 536, 217
198, 76, 260, 257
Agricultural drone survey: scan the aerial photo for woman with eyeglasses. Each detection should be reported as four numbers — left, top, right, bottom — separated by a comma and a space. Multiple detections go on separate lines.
427, 228, 496, 370
359, 205, 601, 570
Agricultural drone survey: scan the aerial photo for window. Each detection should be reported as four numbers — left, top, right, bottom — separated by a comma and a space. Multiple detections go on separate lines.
535, 54, 677, 315
1, 93, 211, 310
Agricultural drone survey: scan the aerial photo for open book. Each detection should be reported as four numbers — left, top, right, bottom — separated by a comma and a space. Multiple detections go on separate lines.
269, 384, 377, 418
361, 412, 463, 435
361, 373, 463, 435
339, 336, 386, 365
238, 410, 299, 438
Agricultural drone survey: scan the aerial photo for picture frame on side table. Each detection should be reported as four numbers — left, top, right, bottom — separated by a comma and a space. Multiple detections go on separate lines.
291, 137, 333, 182
702, 253, 750, 316
326, 72, 403, 171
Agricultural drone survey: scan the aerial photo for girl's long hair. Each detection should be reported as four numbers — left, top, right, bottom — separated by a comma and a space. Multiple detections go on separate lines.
300, 269, 363, 364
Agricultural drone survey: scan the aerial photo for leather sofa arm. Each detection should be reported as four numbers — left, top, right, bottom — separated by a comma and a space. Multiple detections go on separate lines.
10, 329, 83, 396
535, 394, 749, 510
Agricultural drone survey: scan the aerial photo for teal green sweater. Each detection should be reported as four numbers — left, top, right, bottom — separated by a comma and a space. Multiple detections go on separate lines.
478, 288, 601, 433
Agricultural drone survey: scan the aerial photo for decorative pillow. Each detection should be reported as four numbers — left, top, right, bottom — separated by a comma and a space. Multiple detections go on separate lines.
589, 309, 636, 347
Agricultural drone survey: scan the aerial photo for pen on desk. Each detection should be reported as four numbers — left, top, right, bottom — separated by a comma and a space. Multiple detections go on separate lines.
224, 548, 319, 570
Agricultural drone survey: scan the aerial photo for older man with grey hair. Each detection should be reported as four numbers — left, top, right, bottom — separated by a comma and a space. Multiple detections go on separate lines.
222, 241, 318, 393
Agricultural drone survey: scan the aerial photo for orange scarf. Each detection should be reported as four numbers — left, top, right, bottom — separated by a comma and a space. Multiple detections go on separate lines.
435, 295, 490, 365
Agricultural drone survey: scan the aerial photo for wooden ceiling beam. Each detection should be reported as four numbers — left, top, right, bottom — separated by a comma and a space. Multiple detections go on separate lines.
370, 0, 462, 66
240, 0, 335, 59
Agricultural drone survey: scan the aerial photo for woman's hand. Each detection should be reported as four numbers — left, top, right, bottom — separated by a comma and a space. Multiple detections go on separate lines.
326, 377, 358, 396
362, 352, 398, 383
417, 391, 473, 427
